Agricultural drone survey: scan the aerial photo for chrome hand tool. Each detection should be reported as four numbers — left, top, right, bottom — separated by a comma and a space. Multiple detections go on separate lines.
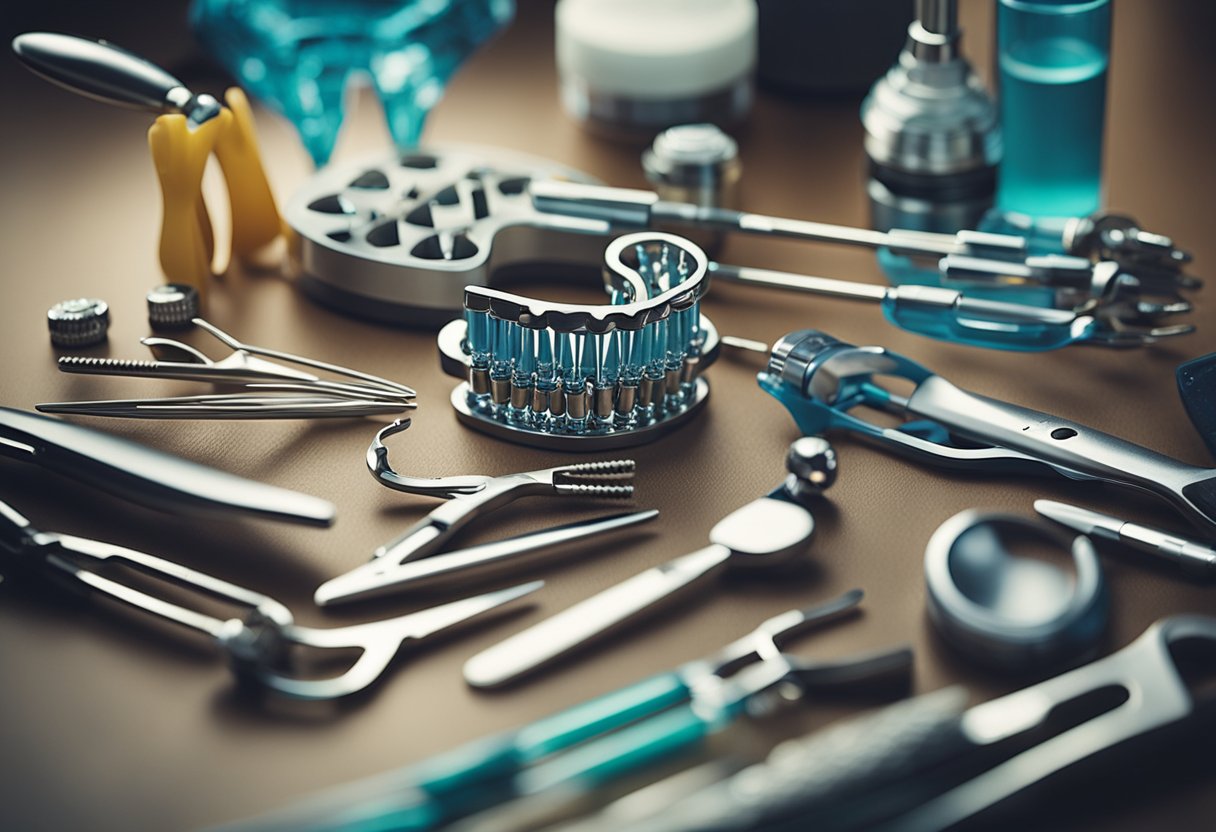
39, 317, 415, 420
753, 329, 1216, 536
1036, 499, 1216, 579
0, 406, 334, 526
283, 148, 1197, 333
618, 615, 1216, 832
13, 31, 222, 125
217, 590, 911, 832
313, 419, 643, 606
0, 499, 538, 700
533, 180, 1198, 294
709, 260, 1188, 350
283, 146, 608, 326
462, 437, 838, 688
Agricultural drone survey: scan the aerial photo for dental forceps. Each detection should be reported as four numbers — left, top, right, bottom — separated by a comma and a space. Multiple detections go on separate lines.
313, 419, 644, 606
0, 499, 539, 701
38, 318, 416, 419
221, 590, 912, 832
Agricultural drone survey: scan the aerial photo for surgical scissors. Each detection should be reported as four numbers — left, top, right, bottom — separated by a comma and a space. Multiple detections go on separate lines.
0, 499, 538, 700
39, 318, 416, 419
313, 419, 642, 606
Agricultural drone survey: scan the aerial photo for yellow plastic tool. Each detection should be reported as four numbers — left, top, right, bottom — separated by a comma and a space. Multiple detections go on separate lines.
149, 88, 283, 294
12, 33, 285, 297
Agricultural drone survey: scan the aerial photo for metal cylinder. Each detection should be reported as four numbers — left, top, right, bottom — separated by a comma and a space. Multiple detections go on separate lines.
510, 383, 532, 410
638, 376, 657, 410
469, 366, 491, 396
680, 356, 700, 386
531, 387, 551, 415
491, 378, 511, 405
616, 384, 637, 422
565, 388, 589, 420
917, 0, 956, 36
643, 124, 741, 256
549, 381, 567, 417
860, 0, 999, 235
664, 368, 682, 403
594, 385, 615, 421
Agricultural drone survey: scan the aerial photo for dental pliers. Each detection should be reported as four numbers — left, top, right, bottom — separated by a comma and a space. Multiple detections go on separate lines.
0, 499, 538, 701
313, 419, 653, 606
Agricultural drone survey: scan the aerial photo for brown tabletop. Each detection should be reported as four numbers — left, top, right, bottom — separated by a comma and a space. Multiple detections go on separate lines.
2, 2, 1214, 830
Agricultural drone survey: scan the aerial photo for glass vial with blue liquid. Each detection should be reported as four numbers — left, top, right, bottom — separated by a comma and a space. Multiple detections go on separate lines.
995, 0, 1111, 225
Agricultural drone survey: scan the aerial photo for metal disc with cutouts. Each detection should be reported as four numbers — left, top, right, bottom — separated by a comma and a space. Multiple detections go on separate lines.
285, 145, 610, 326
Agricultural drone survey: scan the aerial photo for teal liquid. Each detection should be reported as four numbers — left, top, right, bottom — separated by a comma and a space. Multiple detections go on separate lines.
997, 37, 1107, 219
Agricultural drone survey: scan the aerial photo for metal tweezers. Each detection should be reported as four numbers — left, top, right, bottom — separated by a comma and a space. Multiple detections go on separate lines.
37, 318, 416, 419
0, 499, 537, 700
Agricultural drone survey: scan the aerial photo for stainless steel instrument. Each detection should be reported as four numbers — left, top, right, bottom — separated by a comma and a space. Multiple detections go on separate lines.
13, 31, 222, 127
0, 499, 538, 700
215, 590, 911, 832
924, 509, 1108, 671
314, 419, 643, 606
462, 437, 837, 688
284, 148, 1197, 338
861, 0, 1001, 233
0, 406, 334, 526
38, 318, 415, 420
614, 615, 1216, 832
1036, 499, 1216, 579
532, 180, 1196, 292
757, 329, 1216, 536
284, 146, 608, 326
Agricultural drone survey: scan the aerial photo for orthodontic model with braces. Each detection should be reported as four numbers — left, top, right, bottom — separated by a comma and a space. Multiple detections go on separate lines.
437, 232, 719, 449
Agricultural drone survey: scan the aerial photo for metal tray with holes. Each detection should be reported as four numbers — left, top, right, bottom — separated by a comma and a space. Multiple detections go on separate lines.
285, 145, 615, 326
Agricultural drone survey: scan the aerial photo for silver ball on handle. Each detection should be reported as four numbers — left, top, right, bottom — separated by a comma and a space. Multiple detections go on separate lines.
783, 436, 837, 504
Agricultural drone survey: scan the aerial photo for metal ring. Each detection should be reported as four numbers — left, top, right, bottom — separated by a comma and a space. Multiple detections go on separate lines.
924, 509, 1108, 672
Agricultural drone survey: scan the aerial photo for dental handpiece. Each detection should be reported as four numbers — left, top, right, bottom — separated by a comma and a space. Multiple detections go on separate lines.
756, 329, 1216, 537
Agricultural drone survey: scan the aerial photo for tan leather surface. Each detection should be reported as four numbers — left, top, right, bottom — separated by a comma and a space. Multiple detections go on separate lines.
1, 2, 1214, 830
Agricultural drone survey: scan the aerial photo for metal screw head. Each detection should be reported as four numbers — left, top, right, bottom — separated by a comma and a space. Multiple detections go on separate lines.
146, 283, 200, 330
47, 297, 110, 347
784, 436, 837, 503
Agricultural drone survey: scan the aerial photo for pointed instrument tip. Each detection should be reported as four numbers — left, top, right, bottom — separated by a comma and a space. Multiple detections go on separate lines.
1033, 499, 1110, 537
410, 579, 544, 643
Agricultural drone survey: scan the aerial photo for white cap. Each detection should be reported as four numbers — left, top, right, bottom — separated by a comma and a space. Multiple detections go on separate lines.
556, 0, 757, 100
